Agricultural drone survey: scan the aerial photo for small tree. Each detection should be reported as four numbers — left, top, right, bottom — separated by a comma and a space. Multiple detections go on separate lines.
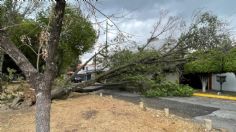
0, 0, 66, 131
180, 11, 233, 92
184, 50, 224, 92
224, 48, 236, 73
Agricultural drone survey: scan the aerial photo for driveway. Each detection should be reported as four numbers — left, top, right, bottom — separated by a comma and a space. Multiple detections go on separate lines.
98, 90, 236, 132
164, 97, 236, 132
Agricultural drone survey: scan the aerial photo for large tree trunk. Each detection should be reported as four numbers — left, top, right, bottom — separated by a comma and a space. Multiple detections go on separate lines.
35, 81, 51, 132
0, 1, 66, 132
35, 0, 66, 131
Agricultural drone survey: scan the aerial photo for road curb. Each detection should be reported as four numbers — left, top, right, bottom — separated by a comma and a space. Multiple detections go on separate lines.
193, 93, 236, 101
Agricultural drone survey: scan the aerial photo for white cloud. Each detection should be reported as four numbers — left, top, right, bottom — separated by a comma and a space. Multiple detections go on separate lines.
81, 0, 236, 63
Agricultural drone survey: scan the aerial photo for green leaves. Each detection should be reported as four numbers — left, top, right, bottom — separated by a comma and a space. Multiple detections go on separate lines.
184, 50, 224, 74
144, 82, 194, 97
181, 12, 235, 75
1, 3, 96, 75
8, 20, 42, 69
57, 5, 96, 74
224, 48, 236, 73
184, 48, 236, 74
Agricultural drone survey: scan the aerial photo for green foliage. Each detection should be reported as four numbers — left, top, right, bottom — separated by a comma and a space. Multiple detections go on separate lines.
8, 20, 42, 68
1, 4, 96, 75
6, 68, 16, 81
109, 49, 160, 76
57, 6, 96, 74
184, 47, 236, 74
106, 49, 194, 97
52, 75, 68, 90
179, 12, 234, 75
0, 0, 23, 26
224, 48, 236, 73
121, 75, 157, 93
144, 82, 194, 97
184, 50, 224, 74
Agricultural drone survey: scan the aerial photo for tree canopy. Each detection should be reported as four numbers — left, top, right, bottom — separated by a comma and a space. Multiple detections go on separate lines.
58, 6, 97, 73
184, 50, 224, 74
1, 3, 97, 74
224, 48, 236, 73
182, 12, 234, 75
179, 12, 232, 52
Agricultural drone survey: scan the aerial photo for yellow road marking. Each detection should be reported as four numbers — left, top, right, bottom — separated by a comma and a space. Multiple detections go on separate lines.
193, 93, 236, 101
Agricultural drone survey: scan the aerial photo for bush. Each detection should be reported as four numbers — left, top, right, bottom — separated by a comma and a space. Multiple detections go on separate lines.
144, 81, 194, 97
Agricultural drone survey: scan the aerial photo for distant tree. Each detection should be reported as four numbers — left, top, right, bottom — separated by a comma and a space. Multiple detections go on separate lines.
58, 6, 96, 74
0, 0, 42, 91
8, 20, 42, 70
0, 0, 42, 74
224, 48, 236, 73
179, 12, 232, 52
184, 50, 224, 92
180, 11, 233, 92
1, 4, 97, 75
37, 5, 97, 74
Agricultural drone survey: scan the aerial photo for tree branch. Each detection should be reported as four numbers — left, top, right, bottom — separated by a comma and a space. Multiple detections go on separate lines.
0, 33, 38, 85
43, 0, 66, 84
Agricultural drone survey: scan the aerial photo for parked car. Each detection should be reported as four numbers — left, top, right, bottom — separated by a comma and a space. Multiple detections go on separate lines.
71, 74, 83, 83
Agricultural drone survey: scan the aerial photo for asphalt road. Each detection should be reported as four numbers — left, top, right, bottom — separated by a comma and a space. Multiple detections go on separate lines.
99, 90, 236, 132
102, 91, 219, 118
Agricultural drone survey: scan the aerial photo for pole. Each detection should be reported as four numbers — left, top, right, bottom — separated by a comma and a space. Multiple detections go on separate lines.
94, 52, 97, 78
105, 20, 108, 57
220, 82, 223, 93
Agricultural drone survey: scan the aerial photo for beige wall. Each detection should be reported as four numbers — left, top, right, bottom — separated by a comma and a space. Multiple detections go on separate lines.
212, 73, 236, 92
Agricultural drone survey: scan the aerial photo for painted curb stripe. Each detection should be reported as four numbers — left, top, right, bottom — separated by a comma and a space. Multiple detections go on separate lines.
193, 93, 236, 101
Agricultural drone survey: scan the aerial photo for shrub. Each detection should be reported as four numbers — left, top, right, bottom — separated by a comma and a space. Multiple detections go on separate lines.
144, 81, 194, 97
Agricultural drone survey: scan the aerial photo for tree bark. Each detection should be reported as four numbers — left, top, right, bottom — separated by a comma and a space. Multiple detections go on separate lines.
35, 0, 66, 132
0, 48, 4, 93
0, 34, 39, 85
200, 75, 208, 92
35, 80, 51, 132
0, 1, 66, 132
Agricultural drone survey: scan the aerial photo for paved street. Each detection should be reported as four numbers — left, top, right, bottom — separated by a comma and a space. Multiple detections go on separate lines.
162, 97, 236, 132
99, 90, 236, 132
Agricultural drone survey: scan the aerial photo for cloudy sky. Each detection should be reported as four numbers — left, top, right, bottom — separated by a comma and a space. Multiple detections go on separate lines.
81, 0, 236, 62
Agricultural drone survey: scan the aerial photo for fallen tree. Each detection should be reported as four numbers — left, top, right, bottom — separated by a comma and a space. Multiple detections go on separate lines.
50, 52, 187, 100
10, 22, 190, 103
9, 5, 195, 105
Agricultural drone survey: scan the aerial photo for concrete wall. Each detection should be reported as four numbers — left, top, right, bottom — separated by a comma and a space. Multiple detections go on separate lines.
212, 73, 236, 92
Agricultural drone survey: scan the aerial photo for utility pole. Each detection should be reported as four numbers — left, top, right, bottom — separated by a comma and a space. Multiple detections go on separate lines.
94, 52, 97, 72
104, 21, 108, 84
105, 20, 108, 58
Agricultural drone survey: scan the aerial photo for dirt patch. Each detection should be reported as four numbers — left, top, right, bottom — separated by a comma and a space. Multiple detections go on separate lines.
0, 94, 214, 132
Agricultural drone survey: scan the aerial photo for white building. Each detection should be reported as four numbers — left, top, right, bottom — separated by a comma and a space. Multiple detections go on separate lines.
212, 73, 236, 92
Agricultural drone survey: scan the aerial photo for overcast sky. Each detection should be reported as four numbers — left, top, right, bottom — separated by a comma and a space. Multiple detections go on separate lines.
81, 0, 236, 62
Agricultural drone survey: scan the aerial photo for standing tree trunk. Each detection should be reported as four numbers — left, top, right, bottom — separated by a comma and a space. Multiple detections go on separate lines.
200, 75, 208, 92
35, 1, 66, 131
35, 80, 51, 132
0, 1, 66, 132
